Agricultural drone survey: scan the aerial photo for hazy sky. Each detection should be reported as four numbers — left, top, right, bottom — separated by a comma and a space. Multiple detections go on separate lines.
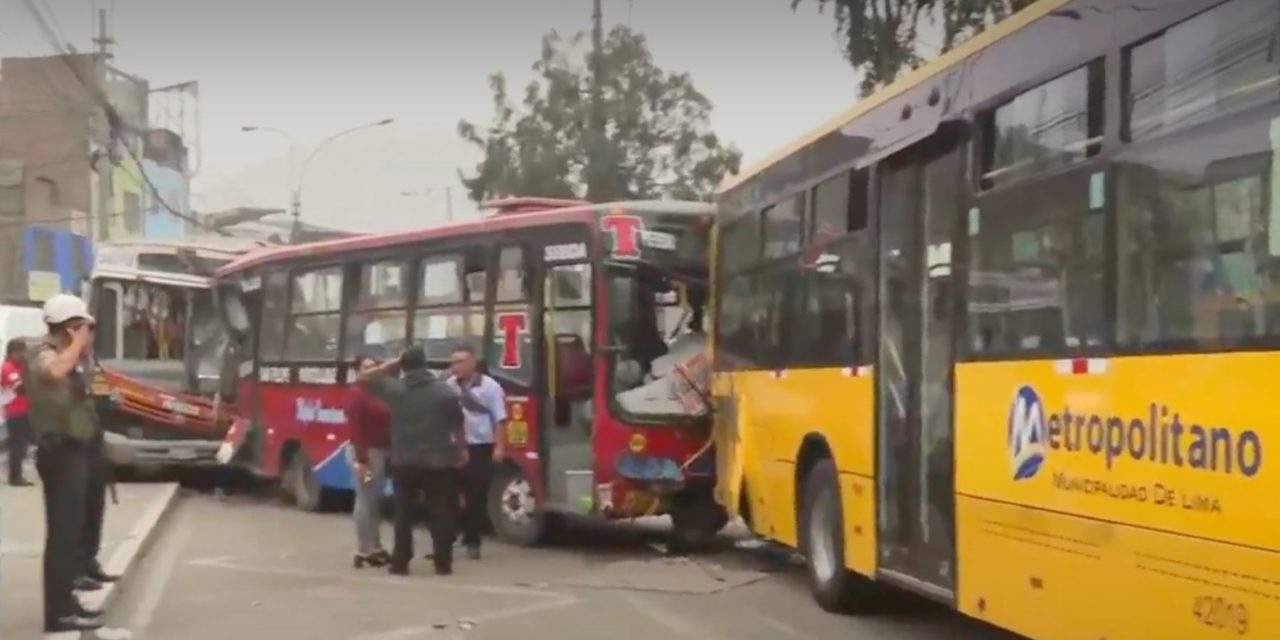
3, 0, 861, 232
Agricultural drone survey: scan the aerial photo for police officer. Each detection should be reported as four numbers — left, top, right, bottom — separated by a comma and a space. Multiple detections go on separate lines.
26, 294, 103, 633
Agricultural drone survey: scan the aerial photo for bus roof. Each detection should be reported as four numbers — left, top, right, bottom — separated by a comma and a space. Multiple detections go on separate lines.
93, 235, 272, 288
96, 235, 270, 258
215, 199, 714, 277
717, 0, 1071, 194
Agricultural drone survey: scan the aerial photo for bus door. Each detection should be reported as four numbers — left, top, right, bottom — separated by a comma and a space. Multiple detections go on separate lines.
874, 128, 964, 597
537, 236, 596, 511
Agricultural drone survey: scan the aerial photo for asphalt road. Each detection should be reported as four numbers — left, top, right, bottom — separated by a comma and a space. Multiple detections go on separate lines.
104, 490, 1020, 640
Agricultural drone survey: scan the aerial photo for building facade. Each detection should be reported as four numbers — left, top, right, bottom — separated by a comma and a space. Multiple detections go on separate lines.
0, 54, 192, 303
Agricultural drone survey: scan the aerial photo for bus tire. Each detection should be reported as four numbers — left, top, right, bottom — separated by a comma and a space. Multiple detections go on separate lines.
283, 448, 322, 513
488, 465, 549, 547
801, 459, 874, 613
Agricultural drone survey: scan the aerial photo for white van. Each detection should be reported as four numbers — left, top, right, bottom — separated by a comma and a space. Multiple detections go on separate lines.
0, 304, 46, 351
0, 305, 46, 427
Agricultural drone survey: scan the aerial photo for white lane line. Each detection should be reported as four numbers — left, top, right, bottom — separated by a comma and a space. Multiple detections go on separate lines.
187, 557, 570, 599
621, 592, 724, 639
126, 510, 193, 638
348, 596, 582, 640
755, 612, 815, 639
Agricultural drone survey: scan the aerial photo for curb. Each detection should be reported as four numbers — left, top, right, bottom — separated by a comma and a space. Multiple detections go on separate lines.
47, 483, 181, 639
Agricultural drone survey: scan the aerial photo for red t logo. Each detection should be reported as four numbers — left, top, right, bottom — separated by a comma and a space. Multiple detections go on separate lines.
497, 312, 527, 369
601, 215, 643, 259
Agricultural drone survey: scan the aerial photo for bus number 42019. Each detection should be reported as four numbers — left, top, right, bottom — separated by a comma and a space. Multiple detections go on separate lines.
1193, 596, 1249, 635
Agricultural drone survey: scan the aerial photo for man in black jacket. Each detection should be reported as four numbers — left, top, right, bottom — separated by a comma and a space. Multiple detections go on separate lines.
360, 347, 466, 575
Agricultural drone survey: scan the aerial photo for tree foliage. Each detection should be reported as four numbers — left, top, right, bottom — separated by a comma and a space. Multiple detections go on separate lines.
793, 0, 1037, 96
458, 26, 742, 204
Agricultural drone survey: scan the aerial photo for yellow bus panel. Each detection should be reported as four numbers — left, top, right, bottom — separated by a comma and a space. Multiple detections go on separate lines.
714, 368, 877, 575
955, 353, 1279, 639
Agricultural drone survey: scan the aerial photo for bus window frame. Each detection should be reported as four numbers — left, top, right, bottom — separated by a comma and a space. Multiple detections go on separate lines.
283, 263, 347, 364
410, 244, 491, 367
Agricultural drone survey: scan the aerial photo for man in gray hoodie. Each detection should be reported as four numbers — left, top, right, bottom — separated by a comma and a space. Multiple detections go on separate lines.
359, 347, 466, 575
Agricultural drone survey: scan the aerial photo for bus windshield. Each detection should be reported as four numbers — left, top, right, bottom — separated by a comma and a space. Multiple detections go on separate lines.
601, 208, 712, 421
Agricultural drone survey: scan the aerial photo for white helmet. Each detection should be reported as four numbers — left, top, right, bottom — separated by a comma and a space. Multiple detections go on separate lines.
42, 293, 94, 325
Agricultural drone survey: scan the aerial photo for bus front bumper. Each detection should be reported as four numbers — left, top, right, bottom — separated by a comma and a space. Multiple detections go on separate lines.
104, 431, 224, 468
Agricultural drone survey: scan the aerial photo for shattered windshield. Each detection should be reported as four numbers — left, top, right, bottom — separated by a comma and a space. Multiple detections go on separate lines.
606, 264, 709, 421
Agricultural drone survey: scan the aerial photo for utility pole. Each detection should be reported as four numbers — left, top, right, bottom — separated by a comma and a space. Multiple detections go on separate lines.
92, 8, 115, 242
586, 0, 606, 202
445, 186, 454, 221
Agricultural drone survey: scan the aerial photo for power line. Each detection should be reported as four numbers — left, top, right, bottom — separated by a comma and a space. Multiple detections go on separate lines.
18, 0, 227, 237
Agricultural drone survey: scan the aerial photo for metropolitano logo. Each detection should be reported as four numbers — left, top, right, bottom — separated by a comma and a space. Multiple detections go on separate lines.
1007, 385, 1047, 481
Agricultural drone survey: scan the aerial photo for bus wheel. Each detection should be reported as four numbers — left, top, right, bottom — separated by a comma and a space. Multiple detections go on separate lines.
488, 465, 549, 547
669, 491, 729, 553
801, 459, 875, 613
284, 449, 322, 513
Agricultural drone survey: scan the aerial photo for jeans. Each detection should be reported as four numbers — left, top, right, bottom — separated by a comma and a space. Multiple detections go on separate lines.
36, 441, 89, 626
347, 445, 388, 555
391, 466, 456, 572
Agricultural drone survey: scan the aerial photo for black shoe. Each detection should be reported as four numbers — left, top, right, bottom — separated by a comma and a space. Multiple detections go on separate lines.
9, 478, 33, 487
466, 546, 481, 561
89, 567, 120, 583
73, 576, 104, 591
45, 614, 104, 633
388, 564, 409, 576
435, 565, 453, 576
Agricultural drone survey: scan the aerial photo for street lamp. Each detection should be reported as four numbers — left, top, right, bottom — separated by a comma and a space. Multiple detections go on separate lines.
241, 118, 394, 240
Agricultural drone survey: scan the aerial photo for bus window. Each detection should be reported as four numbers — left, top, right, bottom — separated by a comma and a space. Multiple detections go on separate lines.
119, 282, 186, 360
345, 260, 408, 358
1125, 0, 1279, 142
414, 253, 483, 362
762, 193, 804, 259
545, 263, 593, 417
285, 266, 343, 361
496, 246, 529, 302
491, 246, 534, 384
980, 60, 1104, 190
93, 284, 120, 359
720, 212, 761, 274
1116, 0, 1280, 349
259, 271, 289, 361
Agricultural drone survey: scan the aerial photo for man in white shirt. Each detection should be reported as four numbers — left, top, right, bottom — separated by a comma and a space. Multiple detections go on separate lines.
445, 344, 507, 560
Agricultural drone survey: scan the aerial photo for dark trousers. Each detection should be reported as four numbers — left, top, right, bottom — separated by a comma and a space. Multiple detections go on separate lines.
459, 444, 494, 548
36, 442, 89, 626
6, 414, 31, 483
391, 466, 457, 572
82, 447, 108, 575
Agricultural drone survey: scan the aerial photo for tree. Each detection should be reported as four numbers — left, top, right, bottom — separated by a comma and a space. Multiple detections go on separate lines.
458, 26, 742, 204
792, 0, 1037, 96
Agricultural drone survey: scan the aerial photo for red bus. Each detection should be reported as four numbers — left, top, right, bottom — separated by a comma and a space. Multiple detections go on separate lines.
213, 198, 725, 546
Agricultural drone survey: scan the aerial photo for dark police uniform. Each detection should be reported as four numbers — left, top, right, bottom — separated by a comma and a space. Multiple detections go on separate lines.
24, 339, 101, 628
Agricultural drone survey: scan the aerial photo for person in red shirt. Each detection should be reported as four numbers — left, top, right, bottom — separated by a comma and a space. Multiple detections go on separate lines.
347, 353, 392, 568
3, 338, 33, 486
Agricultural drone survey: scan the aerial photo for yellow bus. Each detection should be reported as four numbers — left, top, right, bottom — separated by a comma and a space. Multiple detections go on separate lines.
710, 1, 1280, 638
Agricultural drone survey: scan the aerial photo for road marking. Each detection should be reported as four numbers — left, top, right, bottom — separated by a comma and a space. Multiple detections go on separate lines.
755, 612, 815, 639
349, 596, 582, 640
187, 557, 570, 599
621, 592, 724, 639
126, 510, 193, 638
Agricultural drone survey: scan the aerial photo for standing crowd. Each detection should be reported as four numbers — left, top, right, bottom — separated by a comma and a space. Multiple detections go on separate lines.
4, 294, 508, 633
347, 343, 508, 576
4, 294, 119, 634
